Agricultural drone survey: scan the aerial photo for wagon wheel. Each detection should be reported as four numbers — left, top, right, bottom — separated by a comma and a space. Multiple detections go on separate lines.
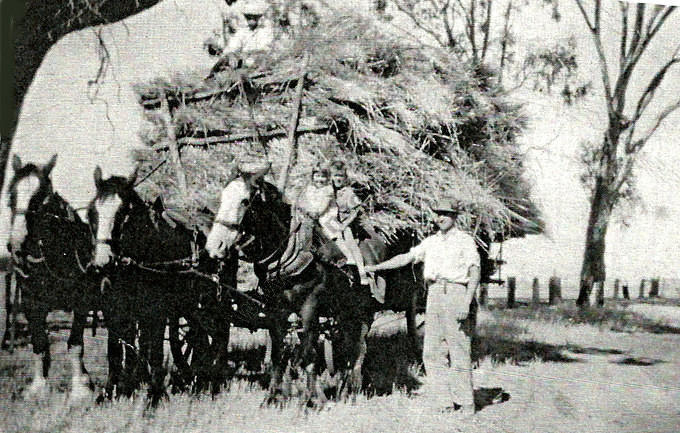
168, 312, 231, 393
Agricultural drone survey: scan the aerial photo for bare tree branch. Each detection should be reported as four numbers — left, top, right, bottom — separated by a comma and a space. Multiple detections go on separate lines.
615, 6, 675, 114
441, 1, 458, 49
498, 0, 513, 84
619, 2, 628, 72
574, 0, 595, 32
392, 0, 448, 48
627, 3, 645, 59
470, 0, 478, 63
629, 97, 680, 154
628, 52, 680, 135
588, 0, 614, 106
481, 0, 492, 62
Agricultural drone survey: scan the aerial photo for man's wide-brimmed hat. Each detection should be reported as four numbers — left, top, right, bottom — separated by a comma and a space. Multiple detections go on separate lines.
432, 197, 465, 214
237, 157, 270, 177
241, 0, 268, 16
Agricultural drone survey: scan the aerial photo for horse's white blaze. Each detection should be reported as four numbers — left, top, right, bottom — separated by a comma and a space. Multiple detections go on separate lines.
93, 195, 122, 267
1, 0, 231, 256
206, 179, 250, 258
8, 174, 40, 250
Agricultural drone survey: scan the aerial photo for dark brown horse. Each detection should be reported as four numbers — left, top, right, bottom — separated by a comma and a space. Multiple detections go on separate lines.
205, 171, 423, 400
6, 154, 98, 405
87, 167, 236, 403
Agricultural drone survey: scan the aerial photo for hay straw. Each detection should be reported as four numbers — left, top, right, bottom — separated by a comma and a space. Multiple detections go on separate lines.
132, 7, 541, 241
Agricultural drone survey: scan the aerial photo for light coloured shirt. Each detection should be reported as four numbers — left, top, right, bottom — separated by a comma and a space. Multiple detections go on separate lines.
297, 184, 333, 219
335, 186, 362, 221
224, 24, 275, 55
407, 229, 479, 283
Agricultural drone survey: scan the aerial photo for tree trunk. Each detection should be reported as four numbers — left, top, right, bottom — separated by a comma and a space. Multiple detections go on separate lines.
576, 176, 614, 307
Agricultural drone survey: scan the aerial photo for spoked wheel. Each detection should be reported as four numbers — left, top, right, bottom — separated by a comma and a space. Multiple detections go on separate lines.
168, 312, 231, 393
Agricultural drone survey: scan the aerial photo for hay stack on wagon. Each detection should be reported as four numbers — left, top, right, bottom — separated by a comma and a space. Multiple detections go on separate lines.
132, 9, 542, 242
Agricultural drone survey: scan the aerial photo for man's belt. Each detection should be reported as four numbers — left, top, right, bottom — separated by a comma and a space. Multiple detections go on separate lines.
427, 277, 468, 286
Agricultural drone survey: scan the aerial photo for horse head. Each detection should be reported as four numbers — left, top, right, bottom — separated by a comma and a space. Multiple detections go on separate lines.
7, 154, 57, 254
206, 162, 282, 259
88, 166, 137, 267
206, 175, 257, 259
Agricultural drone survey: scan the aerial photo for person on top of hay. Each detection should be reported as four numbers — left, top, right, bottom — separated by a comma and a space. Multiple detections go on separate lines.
223, 0, 274, 68
365, 198, 480, 416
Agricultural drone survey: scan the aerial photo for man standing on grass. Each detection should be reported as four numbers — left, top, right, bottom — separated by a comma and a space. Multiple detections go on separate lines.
365, 198, 480, 416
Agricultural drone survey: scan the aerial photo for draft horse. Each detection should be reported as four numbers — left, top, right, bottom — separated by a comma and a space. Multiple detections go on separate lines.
6, 154, 98, 405
87, 167, 236, 402
205, 169, 423, 400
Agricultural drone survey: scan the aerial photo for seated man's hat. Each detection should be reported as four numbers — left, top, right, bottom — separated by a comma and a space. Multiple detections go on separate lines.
431, 197, 465, 215
241, 0, 268, 16
237, 156, 270, 177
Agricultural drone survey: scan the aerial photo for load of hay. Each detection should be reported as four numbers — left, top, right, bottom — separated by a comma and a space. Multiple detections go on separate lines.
132, 8, 541, 242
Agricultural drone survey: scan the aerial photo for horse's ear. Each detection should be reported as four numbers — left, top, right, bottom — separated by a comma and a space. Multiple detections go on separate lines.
127, 166, 138, 188
11, 154, 22, 172
44, 154, 58, 176
152, 196, 164, 212
94, 166, 103, 187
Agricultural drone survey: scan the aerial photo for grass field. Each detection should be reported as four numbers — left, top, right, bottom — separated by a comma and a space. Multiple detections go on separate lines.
3, 298, 680, 433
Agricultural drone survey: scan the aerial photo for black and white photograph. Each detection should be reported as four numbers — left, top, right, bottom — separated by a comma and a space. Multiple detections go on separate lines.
1, 0, 679, 431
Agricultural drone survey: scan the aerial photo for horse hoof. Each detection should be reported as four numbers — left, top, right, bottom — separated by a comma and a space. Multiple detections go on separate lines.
67, 389, 94, 407
23, 379, 49, 401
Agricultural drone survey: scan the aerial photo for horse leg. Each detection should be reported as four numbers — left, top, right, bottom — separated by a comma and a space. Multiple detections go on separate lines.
265, 324, 285, 399
111, 314, 138, 398
146, 317, 168, 406
297, 286, 328, 405
349, 321, 370, 394
67, 308, 94, 406
406, 289, 421, 358
104, 314, 123, 400
23, 301, 50, 400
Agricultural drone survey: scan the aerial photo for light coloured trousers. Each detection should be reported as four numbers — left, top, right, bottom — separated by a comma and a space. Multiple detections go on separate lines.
422, 279, 477, 409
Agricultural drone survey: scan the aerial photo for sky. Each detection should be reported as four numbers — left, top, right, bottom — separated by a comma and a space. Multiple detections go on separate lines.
2, 0, 680, 284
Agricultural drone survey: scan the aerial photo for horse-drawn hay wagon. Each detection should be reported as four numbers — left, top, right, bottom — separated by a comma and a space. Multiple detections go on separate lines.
3, 4, 541, 402
115, 10, 542, 397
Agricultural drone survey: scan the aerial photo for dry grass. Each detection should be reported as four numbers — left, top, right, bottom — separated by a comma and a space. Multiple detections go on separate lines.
4, 302, 680, 432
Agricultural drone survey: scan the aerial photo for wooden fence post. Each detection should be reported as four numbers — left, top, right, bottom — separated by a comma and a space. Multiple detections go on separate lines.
548, 276, 562, 305
649, 278, 660, 298
622, 283, 630, 300
591, 281, 604, 307
507, 277, 516, 309
613, 279, 620, 299
638, 279, 646, 299
531, 277, 540, 306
